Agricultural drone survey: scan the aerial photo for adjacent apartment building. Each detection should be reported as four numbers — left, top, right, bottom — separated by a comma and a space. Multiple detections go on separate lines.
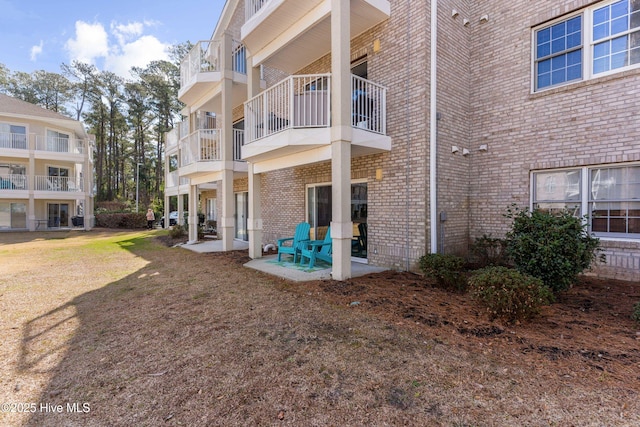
0, 94, 94, 231
165, 0, 640, 281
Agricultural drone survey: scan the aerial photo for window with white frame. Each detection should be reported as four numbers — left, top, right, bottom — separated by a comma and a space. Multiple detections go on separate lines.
532, 164, 640, 238
590, 166, 640, 236
534, 0, 640, 91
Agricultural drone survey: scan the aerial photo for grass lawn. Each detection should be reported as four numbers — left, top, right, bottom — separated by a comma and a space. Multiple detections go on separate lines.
0, 229, 638, 426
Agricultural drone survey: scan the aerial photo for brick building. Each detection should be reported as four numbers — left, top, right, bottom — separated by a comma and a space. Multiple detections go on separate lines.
165, 0, 640, 281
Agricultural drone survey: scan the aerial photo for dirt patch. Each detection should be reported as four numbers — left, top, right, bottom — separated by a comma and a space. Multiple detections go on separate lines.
1, 231, 638, 426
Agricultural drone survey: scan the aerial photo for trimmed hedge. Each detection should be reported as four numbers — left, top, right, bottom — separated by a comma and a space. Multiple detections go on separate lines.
95, 212, 147, 229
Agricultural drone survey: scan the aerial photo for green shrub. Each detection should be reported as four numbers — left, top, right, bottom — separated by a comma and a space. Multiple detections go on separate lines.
632, 302, 640, 324
169, 224, 187, 239
505, 206, 604, 294
95, 213, 146, 229
469, 266, 554, 322
419, 253, 467, 292
470, 234, 509, 268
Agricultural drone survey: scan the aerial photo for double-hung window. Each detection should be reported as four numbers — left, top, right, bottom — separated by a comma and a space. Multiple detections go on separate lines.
534, 0, 640, 91
535, 16, 583, 89
532, 164, 640, 239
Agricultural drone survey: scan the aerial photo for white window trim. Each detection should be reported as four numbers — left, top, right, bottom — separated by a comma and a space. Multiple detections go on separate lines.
531, 162, 640, 240
532, 0, 640, 93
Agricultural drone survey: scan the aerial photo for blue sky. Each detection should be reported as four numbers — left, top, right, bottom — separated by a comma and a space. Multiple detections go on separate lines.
0, 0, 226, 77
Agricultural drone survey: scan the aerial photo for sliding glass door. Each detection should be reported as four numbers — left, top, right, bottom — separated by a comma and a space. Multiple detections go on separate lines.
306, 182, 368, 260
235, 192, 248, 241
47, 203, 69, 228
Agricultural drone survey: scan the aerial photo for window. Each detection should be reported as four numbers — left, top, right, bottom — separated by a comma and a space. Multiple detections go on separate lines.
535, 16, 583, 89
0, 202, 26, 229
592, 0, 640, 73
532, 164, 640, 238
232, 43, 246, 74
533, 0, 640, 91
590, 166, 640, 236
533, 169, 582, 215
306, 181, 368, 260
46, 130, 70, 152
0, 123, 27, 149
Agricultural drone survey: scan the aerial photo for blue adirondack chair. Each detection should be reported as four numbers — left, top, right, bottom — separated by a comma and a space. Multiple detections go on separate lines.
300, 227, 332, 268
277, 222, 310, 263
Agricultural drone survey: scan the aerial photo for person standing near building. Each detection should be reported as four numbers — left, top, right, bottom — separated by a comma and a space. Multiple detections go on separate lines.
146, 208, 155, 229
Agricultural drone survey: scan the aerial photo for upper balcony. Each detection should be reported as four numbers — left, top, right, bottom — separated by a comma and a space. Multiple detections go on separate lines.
178, 128, 247, 182
0, 131, 89, 161
178, 39, 248, 109
242, 73, 390, 170
0, 175, 85, 194
241, 0, 390, 73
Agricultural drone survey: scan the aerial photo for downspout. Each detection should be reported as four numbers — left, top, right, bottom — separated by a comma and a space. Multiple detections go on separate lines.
429, 0, 438, 254
405, 0, 412, 271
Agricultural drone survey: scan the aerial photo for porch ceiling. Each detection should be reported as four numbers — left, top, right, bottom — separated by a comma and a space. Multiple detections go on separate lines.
180, 162, 248, 186
242, 0, 390, 74
243, 127, 391, 174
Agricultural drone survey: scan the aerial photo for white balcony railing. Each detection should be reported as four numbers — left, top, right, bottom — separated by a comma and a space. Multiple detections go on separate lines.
34, 176, 83, 192
1, 132, 86, 154
181, 129, 222, 166
166, 170, 179, 188
35, 136, 85, 154
351, 75, 387, 135
232, 40, 247, 75
0, 132, 28, 150
180, 40, 221, 89
244, 74, 387, 145
245, 74, 331, 143
0, 174, 28, 190
233, 129, 245, 161
245, 0, 268, 21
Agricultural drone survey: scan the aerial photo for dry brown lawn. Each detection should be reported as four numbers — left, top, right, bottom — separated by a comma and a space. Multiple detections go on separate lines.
0, 229, 638, 426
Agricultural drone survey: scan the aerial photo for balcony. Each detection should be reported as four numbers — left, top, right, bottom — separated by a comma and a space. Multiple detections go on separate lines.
0, 175, 86, 193
242, 74, 390, 170
178, 129, 247, 181
0, 174, 28, 192
178, 39, 248, 109
1, 132, 87, 156
242, 0, 390, 73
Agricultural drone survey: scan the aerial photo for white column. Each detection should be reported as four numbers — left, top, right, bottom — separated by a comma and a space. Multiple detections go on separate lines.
248, 162, 262, 258
330, 0, 352, 280
221, 32, 235, 251
247, 58, 263, 259
28, 155, 35, 231
188, 184, 198, 243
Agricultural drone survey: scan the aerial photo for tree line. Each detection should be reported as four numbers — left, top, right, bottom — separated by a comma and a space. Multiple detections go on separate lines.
0, 42, 191, 211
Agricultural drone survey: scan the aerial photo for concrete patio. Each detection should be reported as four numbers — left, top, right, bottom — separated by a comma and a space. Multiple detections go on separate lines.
179, 239, 386, 282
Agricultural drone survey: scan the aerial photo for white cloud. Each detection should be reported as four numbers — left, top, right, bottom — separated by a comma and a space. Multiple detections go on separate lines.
111, 21, 144, 46
30, 40, 44, 61
64, 21, 109, 65
65, 19, 169, 77
106, 34, 170, 77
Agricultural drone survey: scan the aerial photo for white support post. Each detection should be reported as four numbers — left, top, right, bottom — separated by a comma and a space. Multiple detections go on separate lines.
248, 162, 262, 258
247, 58, 263, 259
188, 183, 198, 244
221, 32, 235, 251
330, 0, 352, 280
